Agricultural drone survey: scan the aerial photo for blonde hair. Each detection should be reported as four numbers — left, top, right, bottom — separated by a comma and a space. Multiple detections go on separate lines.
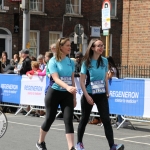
56, 38, 70, 61
31, 61, 39, 69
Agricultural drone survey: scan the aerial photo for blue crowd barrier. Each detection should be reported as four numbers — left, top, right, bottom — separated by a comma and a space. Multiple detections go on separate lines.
0, 74, 150, 119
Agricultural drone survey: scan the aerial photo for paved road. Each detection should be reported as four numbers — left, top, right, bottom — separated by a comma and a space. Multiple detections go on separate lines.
1, 113, 150, 150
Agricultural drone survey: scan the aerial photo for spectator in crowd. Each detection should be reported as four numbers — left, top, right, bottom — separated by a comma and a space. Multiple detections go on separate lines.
50, 43, 56, 55
107, 56, 119, 79
26, 61, 42, 79
0, 51, 10, 70
74, 51, 83, 77
14, 51, 23, 74
0, 61, 2, 73
37, 54, 45, 71
19, 49, 32, 75
30, 56, 37, 61
35, 52, 53, 77
11, 54, 19, 67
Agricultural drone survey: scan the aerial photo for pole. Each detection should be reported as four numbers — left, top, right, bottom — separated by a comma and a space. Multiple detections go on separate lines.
79, 44, 82, 52
105, 34, 109, 57
22, 0, 30, 49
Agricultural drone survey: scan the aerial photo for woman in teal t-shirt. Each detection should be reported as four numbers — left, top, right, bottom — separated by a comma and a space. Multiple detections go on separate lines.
75, 39, 124, 150
36, 38, 77, 150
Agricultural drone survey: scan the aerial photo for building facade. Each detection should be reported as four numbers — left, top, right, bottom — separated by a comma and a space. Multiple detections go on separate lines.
122, 0, 150, 66
0, 0, 122, 63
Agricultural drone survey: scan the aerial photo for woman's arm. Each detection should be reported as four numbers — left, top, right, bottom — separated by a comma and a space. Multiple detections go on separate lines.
80, 74, 94, 105
105, 74, 109, 98
51, 73, 76, 94
38, 68, 46, 76
72, 73, 77, 107
107, 71, 114, 79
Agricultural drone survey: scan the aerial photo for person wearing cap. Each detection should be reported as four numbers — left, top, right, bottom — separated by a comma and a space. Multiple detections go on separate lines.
74, 51, 83, 77
19, 49, 32, 75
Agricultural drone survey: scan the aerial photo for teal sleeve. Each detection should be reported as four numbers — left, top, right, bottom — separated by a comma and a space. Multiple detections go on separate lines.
48, 58, 58, 74
80, 61, 87, 74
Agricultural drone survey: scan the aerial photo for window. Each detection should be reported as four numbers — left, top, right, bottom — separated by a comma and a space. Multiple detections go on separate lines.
29, 31, 40, 57
110, 0, 117, 17
66, 0, 81, 15
49, 32, 62, 49
30, 0, 44, 12
0, 0, 4, 10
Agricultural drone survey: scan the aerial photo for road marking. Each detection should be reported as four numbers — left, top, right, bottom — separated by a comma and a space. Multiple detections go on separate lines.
120, 135, 150, 140
8, 121, 150, 146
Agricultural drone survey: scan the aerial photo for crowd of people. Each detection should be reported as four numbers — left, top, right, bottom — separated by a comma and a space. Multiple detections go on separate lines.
0, 38, 125, 150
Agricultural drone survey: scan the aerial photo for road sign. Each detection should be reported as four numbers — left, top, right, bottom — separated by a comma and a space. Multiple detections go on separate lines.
103, 30, 109, 36
102, 0, 111, 30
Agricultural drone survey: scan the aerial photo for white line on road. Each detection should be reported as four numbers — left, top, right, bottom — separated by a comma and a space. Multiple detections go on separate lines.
120, 135, 150, 140
8, 121, 150, 146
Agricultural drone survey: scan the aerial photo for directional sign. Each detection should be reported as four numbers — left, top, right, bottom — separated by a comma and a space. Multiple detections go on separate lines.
102, 0, 111, 30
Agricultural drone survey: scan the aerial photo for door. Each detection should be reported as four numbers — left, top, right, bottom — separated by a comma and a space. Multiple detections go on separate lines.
0, 39, 5, 57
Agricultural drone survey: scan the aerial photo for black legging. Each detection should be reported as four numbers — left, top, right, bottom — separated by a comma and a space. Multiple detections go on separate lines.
77, 93, 114, 148
41, 87, 74, 133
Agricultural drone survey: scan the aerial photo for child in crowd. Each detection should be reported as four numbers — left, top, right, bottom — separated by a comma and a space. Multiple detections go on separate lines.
26, 61, 42, 79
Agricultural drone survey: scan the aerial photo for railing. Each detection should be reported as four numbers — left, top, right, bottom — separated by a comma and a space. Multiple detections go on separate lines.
117, 65, 150, 78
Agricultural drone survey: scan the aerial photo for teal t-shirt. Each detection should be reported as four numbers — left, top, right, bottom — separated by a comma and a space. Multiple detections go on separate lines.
81, 56, 108, 94
48, 56, 75, 91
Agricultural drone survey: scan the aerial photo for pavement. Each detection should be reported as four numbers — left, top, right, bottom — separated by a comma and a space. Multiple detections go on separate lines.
1, 113, 150, 150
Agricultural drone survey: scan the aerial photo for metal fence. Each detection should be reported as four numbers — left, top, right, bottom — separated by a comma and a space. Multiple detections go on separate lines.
118, 65, 150, 78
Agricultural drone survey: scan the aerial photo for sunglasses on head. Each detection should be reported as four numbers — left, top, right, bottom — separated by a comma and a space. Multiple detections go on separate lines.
59, 37, 66, 45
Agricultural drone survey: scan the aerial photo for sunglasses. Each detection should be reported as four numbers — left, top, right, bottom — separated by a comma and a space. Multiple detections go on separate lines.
59, 37, 66, 45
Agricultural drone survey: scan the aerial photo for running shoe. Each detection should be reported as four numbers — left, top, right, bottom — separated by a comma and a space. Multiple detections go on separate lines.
36, 141, 47, 150
75, 142, 85, 150
70, 146, 76, 150
110, 144, 124, 150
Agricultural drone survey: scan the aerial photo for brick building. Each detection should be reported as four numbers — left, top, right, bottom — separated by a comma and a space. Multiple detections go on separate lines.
0, 0, 122, 63
122, 0, 150, 66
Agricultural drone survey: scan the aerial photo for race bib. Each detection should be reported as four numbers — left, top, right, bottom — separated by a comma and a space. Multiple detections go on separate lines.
60, 77, 72, 89
90, 80, 105, 94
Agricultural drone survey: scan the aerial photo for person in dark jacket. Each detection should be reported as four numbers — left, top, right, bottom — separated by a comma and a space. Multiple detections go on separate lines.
19, 49, 31, 75
0, 51, 10, 70
0, 61, 2, 73
74, 51, 83, 77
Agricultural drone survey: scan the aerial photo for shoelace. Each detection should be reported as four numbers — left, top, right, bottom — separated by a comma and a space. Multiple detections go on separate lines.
80, 143, 84, 149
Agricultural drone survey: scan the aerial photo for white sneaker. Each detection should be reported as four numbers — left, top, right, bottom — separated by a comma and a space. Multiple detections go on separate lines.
75, 142, 85, 150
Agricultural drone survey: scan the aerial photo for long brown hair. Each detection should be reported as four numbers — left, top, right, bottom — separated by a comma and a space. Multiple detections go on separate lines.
83, 38, 103, 68
55, 37, 70, 61
1, 51, 8, 63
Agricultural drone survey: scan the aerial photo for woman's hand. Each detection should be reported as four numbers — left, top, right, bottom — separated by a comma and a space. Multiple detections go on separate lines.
66, 86, 76, 94
106, 93, 109, 99
28, 74, 33, 79
34, 71, 38, 75
85, 94, 94, 105
73, 99, 77, 108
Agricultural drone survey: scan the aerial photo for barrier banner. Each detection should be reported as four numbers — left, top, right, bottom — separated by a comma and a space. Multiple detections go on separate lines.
0, 74, 21, 104
109, 79, 145, 116
1, 74, 150, 118
143, 79, 150, 117
20, 75, 46, 106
